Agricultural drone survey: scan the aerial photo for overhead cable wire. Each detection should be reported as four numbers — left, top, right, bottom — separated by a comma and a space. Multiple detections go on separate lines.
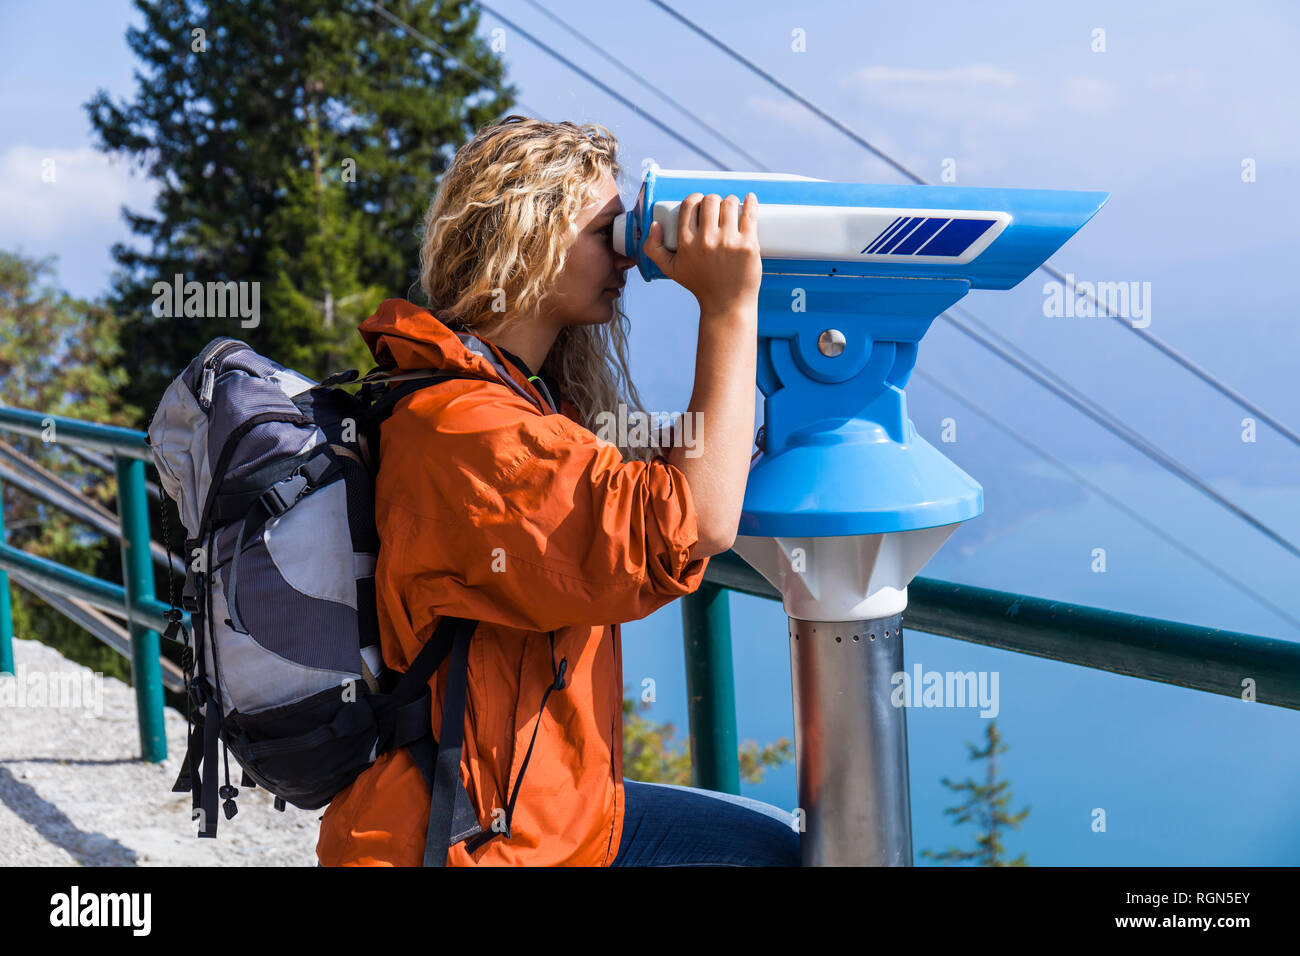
645, 0, 1300, 450
646, 0, 925, 183
939, 306, 1300, 562
1038, 262, 1300, 448
518, 0, 771, 171
363, 0, 551, 121
913, 367, 1300, 633
467, 0, 731, 166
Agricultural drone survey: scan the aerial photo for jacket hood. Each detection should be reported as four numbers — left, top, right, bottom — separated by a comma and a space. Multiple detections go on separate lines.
359, 298, 562, 417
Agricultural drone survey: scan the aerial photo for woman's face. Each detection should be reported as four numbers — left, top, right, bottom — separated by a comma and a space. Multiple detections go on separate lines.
543, 170, 636, 329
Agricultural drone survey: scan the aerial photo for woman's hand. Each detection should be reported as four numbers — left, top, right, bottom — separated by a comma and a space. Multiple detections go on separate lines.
644, 192, 761, 316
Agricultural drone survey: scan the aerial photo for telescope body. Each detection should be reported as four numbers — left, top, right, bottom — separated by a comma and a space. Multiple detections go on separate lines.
614, 167, 1109, 289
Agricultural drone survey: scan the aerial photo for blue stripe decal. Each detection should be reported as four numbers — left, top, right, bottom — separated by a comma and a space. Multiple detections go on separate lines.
863, 216, 906, 254
862, 216, 901, 254
913, 218, 954, 255
893, 217, 949, 255
919, 218, 997, 257
884, 218, 927, 254
877, 216, 918, 253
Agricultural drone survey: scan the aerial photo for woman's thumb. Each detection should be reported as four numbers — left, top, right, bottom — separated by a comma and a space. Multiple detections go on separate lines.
644, 219, 668, 268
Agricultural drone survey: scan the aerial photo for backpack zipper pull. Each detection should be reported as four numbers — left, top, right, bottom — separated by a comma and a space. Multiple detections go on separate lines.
199, 362, 216, 408
196, 338, 242, 408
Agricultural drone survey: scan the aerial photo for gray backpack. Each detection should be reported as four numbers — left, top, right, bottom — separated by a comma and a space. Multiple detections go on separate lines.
148, 336, 512, 865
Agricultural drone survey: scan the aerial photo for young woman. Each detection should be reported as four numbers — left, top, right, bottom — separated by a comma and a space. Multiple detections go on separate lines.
316, 115, 799, 866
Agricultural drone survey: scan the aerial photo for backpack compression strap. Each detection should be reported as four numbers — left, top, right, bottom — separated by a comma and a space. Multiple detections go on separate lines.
389, 615, 482, 865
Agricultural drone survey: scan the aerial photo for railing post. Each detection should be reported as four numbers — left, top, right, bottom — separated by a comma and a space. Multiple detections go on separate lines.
680, 581, 740, 793
114, 453, 166, 762
0, 477, 14, 675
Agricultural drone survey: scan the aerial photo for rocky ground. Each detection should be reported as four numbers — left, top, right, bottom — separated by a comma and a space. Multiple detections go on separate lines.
0, 637, 321, 866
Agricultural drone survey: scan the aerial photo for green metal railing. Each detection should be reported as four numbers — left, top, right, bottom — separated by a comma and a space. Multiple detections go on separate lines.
0, 476, 13, 678
680, 555, 1300, 792
3, 405, 1300, 784
0, 407, 174, 762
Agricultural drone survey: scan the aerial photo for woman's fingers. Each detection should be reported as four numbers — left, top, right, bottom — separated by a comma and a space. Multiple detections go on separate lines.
719, 193, 740, 238
739, 192, 758, 237
678, 192, 703, 249
699, 193, 722, 245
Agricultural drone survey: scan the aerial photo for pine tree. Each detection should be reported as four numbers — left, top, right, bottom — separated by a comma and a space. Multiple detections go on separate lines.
921, 719, 1031, 866
84, 0, 518, 422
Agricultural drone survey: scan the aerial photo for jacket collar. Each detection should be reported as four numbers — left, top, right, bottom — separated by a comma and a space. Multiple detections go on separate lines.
359, 298, 565, 417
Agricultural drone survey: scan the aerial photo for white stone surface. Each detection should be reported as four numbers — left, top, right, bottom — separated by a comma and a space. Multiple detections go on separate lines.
0, 637, 321, 866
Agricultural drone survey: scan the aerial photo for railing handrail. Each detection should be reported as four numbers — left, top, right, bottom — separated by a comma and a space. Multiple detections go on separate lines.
0, 542, 181, 636
0, 405, 168, 761
706, 551, 1300, 710
0, 405, 153, 462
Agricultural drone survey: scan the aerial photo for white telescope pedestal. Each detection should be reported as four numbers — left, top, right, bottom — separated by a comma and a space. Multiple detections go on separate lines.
732, 525, 961, 866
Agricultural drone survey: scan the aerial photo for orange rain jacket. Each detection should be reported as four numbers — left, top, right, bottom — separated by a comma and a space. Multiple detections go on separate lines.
316, 298, 711, 866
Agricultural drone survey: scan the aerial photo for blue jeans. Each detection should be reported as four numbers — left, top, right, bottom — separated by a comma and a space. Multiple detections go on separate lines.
611, 778, 801, 866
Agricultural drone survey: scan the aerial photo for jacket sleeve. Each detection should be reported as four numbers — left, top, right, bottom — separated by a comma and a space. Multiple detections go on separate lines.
375, 384, 712, 633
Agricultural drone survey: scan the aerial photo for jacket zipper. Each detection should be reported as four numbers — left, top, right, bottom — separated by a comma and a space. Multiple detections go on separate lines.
548, 630, 567, 689
475, 631, 567, 848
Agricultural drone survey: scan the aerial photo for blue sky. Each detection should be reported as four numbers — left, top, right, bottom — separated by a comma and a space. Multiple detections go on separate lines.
2, 0, 1298, 865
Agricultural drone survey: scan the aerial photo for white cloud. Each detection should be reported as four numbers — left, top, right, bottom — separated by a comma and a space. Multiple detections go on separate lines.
1062, 75, 1118, 114
745, 93, 825, 131
841, 63, 1034, 127
0, 144, 157, 245
1148, 69, 1207, 94
849, 65, 1018, 88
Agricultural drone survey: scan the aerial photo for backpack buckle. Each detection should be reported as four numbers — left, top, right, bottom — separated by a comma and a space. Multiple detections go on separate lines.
181, 566, 201, 613
260, 471, 309, 516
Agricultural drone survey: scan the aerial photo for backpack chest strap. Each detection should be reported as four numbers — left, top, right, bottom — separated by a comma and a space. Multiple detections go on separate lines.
210, 446, 337, 526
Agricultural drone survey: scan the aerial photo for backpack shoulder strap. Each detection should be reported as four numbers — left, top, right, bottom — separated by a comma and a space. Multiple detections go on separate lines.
351, 370, 473, 474
412, 618, 480, 865
387, 616, 483, 865
359, 371, 472, 432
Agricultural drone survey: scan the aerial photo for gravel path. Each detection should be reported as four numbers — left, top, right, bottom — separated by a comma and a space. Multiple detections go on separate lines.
0, 637, 321, 866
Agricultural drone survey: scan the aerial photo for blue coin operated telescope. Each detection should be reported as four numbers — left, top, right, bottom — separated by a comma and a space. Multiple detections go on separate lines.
615, 166, 1108, 866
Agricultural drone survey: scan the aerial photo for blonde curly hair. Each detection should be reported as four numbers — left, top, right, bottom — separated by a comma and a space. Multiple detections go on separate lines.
417, 114, 660, 463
